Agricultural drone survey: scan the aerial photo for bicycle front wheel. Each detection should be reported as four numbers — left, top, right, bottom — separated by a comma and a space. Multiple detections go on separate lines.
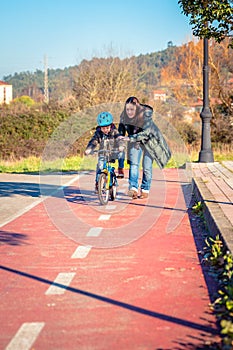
98, 173, 109, 205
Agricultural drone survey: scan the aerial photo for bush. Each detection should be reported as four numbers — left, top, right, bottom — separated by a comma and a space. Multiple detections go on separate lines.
12, 95, 35, 106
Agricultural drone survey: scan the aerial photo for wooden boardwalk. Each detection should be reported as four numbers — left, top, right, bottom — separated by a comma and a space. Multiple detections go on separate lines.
192, 161, 233, 253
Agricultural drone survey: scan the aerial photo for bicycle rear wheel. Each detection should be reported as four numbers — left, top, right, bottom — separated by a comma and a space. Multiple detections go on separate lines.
98, 173, 109, 205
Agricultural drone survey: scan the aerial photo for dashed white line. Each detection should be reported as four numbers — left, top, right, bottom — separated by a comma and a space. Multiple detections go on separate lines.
98, 214, 111, 221
86, 227, 103, 237
71, 245, 92, 259
45, 272, 76, 295
5, 322, 45, 350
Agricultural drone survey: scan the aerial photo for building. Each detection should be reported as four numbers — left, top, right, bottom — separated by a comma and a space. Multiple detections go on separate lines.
0, 80, 13, 104
152, 89, 167, 102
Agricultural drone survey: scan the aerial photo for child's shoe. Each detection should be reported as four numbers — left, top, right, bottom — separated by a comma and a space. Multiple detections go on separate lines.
95, 182, 98, 194
117, 168, 124, 179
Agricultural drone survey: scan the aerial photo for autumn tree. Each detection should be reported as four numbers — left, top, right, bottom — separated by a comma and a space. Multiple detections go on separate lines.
208, 38, 233, 115
161, 37, 233, 142
72, 56, 139, 110
161, 38, 233, 111
160, 40, 203, 103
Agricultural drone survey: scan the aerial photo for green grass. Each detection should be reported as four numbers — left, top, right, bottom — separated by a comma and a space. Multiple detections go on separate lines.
0, 149, 232, 174
0, 156, 95, 173
0, 155, 128, 173
190, 151, 233, 163
0, 156, 41, 173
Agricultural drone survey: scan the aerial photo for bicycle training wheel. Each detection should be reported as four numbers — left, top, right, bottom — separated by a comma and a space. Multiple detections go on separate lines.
98, 173, 109, 205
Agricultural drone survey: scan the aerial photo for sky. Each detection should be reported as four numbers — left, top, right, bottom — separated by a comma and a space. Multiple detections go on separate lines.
0, 0, 193, 80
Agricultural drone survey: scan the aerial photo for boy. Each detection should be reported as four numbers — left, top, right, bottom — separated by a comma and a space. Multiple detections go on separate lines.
84, 111, 125, 192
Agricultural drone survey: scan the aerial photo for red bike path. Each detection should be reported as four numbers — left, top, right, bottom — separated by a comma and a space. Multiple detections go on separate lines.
0, 169, 219, 349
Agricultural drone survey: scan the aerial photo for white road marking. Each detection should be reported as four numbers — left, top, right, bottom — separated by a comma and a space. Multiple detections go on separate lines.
62, 172, 88, 187
0, 197, 45, 228
86, 227, 103, 237
71, 245, 92, 259
98, 214, 111, 221
5, 322, 45, 350
45, 272, 76, 295
0, 174, 83, 228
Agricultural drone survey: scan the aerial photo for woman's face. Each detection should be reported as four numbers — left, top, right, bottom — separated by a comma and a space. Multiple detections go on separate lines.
126, 103, 136, 118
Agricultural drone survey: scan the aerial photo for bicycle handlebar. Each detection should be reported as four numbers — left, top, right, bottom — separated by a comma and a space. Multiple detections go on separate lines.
85, 136, 134, 156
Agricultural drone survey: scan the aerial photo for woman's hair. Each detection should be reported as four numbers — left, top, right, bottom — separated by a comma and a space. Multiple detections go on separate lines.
125, 96, 140, 105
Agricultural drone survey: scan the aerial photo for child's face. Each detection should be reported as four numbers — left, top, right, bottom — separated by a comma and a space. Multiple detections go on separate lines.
100, 125, 111, 135
126, 103, 136, 118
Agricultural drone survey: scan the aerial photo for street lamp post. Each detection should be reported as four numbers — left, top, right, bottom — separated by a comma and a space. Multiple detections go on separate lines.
198, 37, 214, 163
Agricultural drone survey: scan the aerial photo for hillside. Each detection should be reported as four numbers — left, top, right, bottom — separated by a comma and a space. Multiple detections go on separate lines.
3, 45, 178, 102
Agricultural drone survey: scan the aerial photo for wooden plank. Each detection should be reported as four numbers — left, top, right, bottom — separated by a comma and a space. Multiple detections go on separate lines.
200, 164, 213, 177
201, 176, 233, 227
225, 178, 233, 190
201, 176, 229, 203
222, 161, 233, 173
211, 176, 233, 202
218, 203, 233, 226
207, 163, 225, 178
214, 162, 232, 179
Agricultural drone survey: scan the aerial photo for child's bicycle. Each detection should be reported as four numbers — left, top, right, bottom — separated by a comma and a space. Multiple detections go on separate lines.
97, 140, 119, 205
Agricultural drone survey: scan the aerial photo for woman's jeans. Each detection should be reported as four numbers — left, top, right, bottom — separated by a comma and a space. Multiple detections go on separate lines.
129, 144, 153, 192
118, 151, 125, 168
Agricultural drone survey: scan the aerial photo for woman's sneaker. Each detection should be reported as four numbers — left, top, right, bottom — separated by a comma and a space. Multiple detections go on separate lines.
139, 191, 149, 199
128, 188, 138, 199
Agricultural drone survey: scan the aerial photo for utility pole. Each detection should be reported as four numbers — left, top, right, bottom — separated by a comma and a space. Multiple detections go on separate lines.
44, 54, 49, 104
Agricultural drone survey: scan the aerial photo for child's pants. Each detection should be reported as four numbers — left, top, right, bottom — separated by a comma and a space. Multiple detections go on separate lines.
95, 151, 125, 182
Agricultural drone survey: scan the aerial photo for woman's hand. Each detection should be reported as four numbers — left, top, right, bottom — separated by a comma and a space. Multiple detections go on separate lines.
121, 136, 130, 141
84, 149, 91, 155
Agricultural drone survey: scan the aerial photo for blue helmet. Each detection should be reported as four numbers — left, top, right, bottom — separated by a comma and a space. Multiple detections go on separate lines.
97, 112, 113, 127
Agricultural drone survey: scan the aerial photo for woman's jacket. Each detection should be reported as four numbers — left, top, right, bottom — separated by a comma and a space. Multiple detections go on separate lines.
119, 105, 171, 169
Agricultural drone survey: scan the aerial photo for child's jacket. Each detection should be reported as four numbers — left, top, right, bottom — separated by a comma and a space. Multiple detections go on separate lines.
85, 123, 123, 153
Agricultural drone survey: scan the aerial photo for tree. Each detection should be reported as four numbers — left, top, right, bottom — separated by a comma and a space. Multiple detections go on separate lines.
208, 38, 233, 116
72, 56, 138, 109
161, 38, 233, 114
161, 40, 203, 103
178, 0, 233, 48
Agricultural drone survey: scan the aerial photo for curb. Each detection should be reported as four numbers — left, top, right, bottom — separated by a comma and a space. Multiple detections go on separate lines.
192, 176, 233, 254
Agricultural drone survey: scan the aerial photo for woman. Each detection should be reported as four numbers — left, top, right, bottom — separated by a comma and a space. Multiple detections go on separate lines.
118, 96, 171, 199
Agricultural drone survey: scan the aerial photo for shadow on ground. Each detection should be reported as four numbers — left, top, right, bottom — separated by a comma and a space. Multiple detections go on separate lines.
0, 230, 28, 246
